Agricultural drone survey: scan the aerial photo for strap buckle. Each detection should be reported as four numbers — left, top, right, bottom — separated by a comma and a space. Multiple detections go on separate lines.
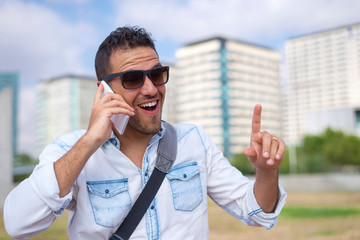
108, 233, 124, 240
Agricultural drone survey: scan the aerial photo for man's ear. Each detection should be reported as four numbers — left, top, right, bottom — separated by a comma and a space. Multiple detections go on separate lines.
97, 81, 101, 87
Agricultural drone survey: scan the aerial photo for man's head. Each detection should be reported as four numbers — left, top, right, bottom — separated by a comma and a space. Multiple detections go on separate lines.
95, 26, 157, 81
95, 26, 166, 136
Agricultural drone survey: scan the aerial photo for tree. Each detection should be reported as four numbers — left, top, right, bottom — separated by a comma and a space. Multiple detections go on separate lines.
231, 127, 360, 174
344, 135, 360, 165
14, 153, 37, 166
230, 153, 255, 175
321, 128, 360, 166
300, 128, 360, 171
300, 132, 330, 172
231, 150, 290, 174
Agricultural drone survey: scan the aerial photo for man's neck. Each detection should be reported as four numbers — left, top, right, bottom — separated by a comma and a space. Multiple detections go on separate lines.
114, 127, 156, 168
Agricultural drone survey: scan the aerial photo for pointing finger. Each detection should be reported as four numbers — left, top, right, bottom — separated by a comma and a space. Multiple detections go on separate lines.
251, 104, 262, 134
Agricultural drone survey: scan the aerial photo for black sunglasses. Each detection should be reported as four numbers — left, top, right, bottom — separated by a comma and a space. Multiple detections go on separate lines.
102, 66, 169, 90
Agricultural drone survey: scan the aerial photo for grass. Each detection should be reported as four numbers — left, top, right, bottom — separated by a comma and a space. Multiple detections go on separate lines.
208, 192, 360, 240
0, 212, 68, 240
1, 192, 360, 240
281, 206, 360, 219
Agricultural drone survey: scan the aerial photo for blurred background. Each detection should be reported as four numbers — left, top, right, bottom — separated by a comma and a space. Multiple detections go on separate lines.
1, 0, 360, 239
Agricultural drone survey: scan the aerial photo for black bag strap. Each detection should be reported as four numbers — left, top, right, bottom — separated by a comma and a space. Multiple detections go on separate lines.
109, 122, 177, 240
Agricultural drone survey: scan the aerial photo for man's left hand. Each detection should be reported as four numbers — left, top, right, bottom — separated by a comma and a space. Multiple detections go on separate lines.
244, 104, 286, 170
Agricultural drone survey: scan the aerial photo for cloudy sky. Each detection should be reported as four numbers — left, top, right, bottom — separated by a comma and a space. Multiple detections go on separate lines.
1, 0, 360, 156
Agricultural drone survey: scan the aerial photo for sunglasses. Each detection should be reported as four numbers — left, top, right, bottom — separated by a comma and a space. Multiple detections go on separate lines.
102, 66, 169, 90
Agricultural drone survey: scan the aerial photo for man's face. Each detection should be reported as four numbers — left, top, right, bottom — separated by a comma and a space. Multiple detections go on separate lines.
108, 47, 165, 135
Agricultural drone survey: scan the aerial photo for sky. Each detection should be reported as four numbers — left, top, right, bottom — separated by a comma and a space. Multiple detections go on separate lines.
1, 0, 360, 157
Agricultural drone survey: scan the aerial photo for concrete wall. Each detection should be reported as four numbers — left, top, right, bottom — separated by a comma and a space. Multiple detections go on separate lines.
307, 108, 356, 136
0, 87, 14, 210
278, 173, 360, 192
245, 173, 360, 192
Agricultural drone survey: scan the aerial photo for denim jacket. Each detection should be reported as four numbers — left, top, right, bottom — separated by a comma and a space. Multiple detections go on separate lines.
4, 122, 286, 240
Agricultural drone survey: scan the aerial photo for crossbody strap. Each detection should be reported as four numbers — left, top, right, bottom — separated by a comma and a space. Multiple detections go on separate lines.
109, 122, 177, 240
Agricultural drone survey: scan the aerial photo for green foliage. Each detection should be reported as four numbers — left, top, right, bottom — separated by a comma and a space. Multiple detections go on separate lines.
302, 134, 325, 155
298, 152, 331, 173
322, 130, 360, 166
231, 150, 290, 174
296, 147, 330, 173
305, 128, 360, 167
13, 173, 31, 183
295, 128, 360, 172
13, 153, 38, 166
231, 128, 360, 174
230, 153, 255, 175
279, 148, 290, 174
344, 135, 360, 165
281, 207, 360, 219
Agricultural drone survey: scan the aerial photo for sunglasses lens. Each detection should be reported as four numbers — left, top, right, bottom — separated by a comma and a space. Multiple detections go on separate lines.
119, 66, 169, 89
122, 71, 143, 89
150, 67, 168, 86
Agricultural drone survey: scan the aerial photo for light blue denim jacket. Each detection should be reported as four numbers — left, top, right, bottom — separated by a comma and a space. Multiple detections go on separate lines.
4, 122, 287, 240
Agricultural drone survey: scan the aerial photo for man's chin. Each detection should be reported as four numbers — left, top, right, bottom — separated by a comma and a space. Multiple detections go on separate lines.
128, 118, 161, 135
136, 125, 161, 135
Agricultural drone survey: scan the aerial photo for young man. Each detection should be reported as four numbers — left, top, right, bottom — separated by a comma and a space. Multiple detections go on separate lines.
4, 26, 287, 239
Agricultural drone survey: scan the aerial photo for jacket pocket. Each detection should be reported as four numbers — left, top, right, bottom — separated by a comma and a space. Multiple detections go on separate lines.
86, 179, 131, 228
166, 162, 203, 211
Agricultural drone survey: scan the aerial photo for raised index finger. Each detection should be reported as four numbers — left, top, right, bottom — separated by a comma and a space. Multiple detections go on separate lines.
251, 104, 262, 134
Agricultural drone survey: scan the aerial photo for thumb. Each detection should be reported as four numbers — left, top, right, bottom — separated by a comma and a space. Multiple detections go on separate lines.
244, 147, 257, 163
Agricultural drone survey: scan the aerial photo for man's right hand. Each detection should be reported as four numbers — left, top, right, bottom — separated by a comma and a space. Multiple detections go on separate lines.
86, 83, 135, 146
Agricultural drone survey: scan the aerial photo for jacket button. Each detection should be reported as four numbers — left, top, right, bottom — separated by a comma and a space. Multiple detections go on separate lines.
105, 189, 109, 194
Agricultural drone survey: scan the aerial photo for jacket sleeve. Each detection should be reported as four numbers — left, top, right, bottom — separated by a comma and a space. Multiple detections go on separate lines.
198, 125, 287, 229
3, 133, 80, 239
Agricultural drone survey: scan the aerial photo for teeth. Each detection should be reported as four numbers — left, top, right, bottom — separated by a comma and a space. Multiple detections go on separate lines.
139, 101, 156, 108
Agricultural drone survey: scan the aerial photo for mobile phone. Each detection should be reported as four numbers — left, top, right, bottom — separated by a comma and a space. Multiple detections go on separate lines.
101, 80, 130, 135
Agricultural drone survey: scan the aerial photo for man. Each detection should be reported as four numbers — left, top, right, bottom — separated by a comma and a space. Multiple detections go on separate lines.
4, 26, 287, 239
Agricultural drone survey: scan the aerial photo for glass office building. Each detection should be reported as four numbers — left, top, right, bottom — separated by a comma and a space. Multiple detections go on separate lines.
174, 37, 282, 156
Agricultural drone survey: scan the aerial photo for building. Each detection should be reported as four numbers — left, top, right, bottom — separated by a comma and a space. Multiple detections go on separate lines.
0, 72, 19, 210
174, 37, 282, 156
162, 62, 178, 124
35, 75, 97, 156
284, 23, 360, 145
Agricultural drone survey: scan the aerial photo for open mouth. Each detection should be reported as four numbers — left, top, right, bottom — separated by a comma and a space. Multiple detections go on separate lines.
138, 100, 158, 112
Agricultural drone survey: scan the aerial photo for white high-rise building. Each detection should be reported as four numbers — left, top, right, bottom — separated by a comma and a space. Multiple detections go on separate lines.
35, 75, 97, 156
174, 37, 282, 156
284, 23, 360, 144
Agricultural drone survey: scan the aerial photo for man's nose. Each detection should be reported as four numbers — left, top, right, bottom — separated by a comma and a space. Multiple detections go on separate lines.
140, 75, 157, 95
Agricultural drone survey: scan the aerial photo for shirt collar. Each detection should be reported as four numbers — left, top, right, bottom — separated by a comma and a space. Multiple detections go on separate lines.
148, 121, 166, 146
106, 121, 167, 149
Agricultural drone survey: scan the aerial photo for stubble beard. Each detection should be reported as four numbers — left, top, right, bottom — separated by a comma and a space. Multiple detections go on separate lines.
128, 110, 162, 135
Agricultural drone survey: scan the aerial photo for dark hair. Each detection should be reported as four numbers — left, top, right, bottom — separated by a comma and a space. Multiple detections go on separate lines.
95, 26, 157, 80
